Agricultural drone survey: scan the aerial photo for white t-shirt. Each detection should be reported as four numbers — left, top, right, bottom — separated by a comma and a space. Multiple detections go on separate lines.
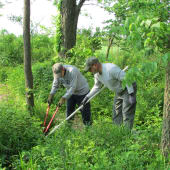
87, 63, 134, 98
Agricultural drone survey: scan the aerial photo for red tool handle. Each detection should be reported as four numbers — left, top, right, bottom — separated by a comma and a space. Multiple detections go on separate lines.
43, 106, 59, 134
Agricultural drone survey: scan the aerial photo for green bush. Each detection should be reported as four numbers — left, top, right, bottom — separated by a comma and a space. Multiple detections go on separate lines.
135, 67, 164, 128
0, 30, 23, 66
32, 62, 53, 102
0, 30, 55, 66
64, 28, 102, 61
31, 34, 55, 62
0, 104, 44, 168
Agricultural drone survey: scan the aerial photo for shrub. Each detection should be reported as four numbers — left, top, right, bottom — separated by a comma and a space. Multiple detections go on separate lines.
31, 34, 55, 62
32, 62, 53, 102
0, 103, 44, 168
0, 30, 55, 66
0, 30, 23, 66
64, 28, 102, 61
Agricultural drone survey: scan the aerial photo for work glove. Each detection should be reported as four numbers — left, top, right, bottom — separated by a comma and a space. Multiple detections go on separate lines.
81, 96, 89, 106
58, 97, 66, 107
47, 94, 54, 106
129, 93, 136, 105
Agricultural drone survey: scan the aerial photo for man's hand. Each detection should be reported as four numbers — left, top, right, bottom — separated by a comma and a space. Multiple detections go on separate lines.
58, 97, 66, 107
47, 94, 54, 106
129, 93, 136, 105
81, 96, 89, 106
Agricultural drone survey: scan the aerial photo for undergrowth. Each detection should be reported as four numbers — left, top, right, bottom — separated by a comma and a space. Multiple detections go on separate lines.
10, 120, 168, 170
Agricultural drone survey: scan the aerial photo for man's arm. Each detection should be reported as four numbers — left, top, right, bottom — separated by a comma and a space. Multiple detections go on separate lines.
48, 78, 60, 105
50, 78, 60, 95
86, 76, 103, 98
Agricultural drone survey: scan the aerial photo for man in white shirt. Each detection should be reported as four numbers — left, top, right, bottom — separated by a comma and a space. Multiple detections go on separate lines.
82, 57, 137, 129
47, 63, 91, 125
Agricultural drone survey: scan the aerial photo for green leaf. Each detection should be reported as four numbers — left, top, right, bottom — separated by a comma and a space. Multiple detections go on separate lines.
144, 38, 151, 47
129, 23, 136, 31
145, 19, 152, 28
152, 17, 159, 22
140, 21, 145, 27
151, 22, 161, 29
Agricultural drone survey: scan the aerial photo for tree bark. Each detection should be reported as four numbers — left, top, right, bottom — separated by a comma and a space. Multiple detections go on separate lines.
161, 60, 170, 158
23, 0, 34, 111
60, 0, 86, 57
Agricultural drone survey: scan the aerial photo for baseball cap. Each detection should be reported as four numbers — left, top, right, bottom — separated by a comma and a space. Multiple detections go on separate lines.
52, 63, 63, 79
85, 57, 99, 72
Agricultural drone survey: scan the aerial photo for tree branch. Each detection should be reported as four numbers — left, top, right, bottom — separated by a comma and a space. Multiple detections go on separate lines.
77, 0, 86, 10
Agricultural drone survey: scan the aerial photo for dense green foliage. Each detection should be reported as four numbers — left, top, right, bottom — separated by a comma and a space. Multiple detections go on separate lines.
0, 30, 55, 66
0, 44, 168, 168
0, 30, 23, 66
0, 0, 169, 168
11, 122, 165, 169
0, 104, 43, 168
101, 0, 169, 75
65, 28, 102, 59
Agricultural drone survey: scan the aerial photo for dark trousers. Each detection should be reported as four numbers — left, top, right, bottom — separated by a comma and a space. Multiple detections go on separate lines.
66, 93, 91, 125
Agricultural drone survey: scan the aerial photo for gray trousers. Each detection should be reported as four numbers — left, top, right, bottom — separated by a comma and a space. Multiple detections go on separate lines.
113, 83, 137, 129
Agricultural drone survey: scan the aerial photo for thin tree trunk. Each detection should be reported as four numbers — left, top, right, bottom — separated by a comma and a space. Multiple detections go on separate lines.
23, 0, 34, 111
106, 37, 113, 60
161, 60, 170, 158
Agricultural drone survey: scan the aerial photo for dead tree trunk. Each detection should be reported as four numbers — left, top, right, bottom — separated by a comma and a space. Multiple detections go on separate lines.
23, 0, 34, 111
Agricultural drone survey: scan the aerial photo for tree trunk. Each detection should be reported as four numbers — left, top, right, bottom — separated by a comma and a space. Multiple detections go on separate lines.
106, 37, 113, 60
60, 0, 86, 57
23, 0, 34, 111
161, 60, 170, 158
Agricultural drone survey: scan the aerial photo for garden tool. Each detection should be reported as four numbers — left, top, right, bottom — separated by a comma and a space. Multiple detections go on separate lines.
43, 105, 60, 135
46, 86, 105, 137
